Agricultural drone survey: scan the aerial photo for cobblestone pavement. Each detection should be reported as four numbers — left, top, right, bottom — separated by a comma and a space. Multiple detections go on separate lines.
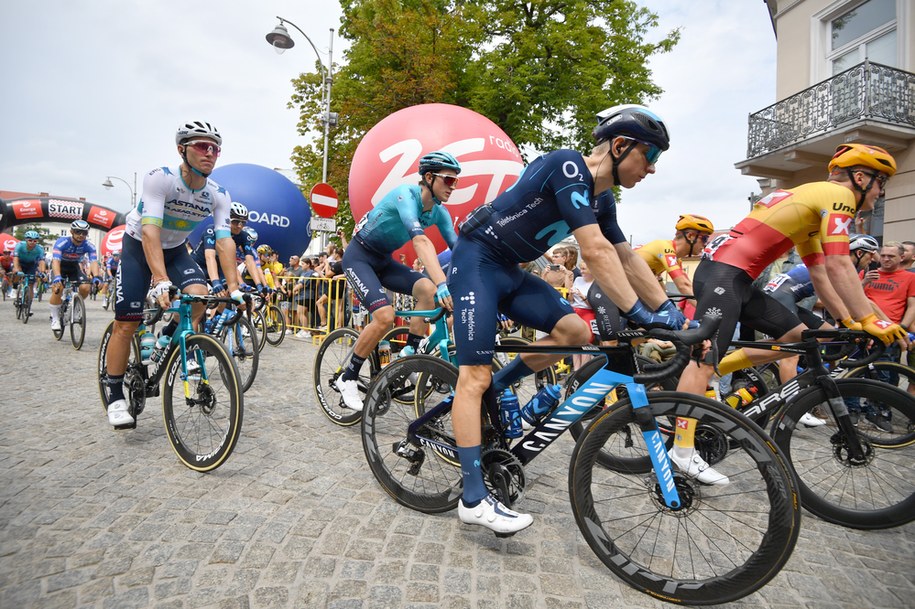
1, 297, 913, 609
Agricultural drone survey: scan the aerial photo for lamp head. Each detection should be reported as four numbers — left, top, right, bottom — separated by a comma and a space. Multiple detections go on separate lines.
102, 178, 114, 190
266, 22, 294, 54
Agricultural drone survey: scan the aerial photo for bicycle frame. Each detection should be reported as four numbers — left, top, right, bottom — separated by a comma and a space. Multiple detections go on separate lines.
138, 296, 213, 395
396, 308, 451, 361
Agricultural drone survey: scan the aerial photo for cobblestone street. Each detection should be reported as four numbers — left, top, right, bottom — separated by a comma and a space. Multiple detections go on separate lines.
1, 298, 913, 608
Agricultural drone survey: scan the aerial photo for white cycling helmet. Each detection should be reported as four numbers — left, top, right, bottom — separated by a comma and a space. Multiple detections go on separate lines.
176, 121, 222, 146
230, 202, 249, 220
849, 233, 879, 253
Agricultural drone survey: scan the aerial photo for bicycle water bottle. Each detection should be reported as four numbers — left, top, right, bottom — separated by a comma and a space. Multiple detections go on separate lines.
378, 340, 391, 367
499, 389, 523, 439
149, 334, 170, 364
520, 383, 562, 425
724, 386, 756, 409
139, 330, 156, 365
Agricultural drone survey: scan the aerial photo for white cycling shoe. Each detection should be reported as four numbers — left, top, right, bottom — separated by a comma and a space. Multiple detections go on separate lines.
107, 399, 134, 427
668, 447, 730, 486
50, 318, 62, 331
458, 494, 533, 535
799, 412, 827, 427
334, 377, 363, 411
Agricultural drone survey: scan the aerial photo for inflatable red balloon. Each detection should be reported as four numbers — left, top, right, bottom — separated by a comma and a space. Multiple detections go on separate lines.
349, 103, 524, 261
99, 225, 126, 257
1, 233, 18, 253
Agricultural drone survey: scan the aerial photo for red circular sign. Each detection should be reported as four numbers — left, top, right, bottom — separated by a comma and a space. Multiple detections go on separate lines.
100, 225, 126, 257
310, 182, 338, 219
1, 233, 19, 253
349, 103, 524, 261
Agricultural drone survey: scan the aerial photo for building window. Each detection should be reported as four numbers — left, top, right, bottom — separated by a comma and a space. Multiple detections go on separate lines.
828, 0, 897, 74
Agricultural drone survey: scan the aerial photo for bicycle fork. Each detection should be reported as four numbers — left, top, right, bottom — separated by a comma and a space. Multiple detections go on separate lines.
628, 383, 683, 509
817, 375, 869, 465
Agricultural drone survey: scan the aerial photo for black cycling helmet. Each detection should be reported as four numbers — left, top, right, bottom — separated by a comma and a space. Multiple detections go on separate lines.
593, 104, 669, 186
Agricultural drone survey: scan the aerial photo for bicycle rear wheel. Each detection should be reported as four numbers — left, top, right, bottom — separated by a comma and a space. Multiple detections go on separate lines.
97, 320, 146, 422
770, 378, 915, 529
570, 391, 800, 605
313, 327, 369, 426
249, 309, 269, 353
362, 355, 463, 513
21, 286, 33, 325
70, 295, 86, 350
219, 316, 259, 392
161, 334, 243, 472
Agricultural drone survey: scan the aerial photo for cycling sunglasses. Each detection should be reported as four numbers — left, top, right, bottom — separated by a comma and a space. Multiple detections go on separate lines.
432, 173, 459, 188
72, 230, 89, 236
185, 140, 221, 157
626, 138, 663, 165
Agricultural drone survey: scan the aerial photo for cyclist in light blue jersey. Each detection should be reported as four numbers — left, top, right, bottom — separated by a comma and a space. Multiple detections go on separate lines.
102, 120, 244, 428
12, 230, 47, 301
334, 151, 459, 411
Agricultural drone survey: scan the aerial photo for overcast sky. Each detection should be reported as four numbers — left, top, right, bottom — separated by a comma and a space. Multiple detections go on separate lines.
0, 0, 776, 244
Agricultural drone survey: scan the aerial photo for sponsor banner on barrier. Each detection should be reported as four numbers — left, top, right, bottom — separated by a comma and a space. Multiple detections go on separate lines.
11, 200, 43, 220
88, 206, 117, 229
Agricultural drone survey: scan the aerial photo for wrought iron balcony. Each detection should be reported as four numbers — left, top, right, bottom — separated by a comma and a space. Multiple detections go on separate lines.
746, 60, 915, 159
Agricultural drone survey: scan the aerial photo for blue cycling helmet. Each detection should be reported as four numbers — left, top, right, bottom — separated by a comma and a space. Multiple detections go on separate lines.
418, 151, 461, 176
593, 104, 670, 151
71, 219, 90, 231
24, 230, 40, 239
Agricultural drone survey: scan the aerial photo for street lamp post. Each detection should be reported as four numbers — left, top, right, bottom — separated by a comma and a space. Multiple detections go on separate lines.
102, 173, 137, 209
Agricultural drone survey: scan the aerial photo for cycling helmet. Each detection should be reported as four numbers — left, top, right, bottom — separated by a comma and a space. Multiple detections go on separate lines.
593, 104, 670, 151
828, 143, 896, 177
257, 244, 273, 256
71, 219, 90, 231
175, 121, 222, 146
418, 151, 462, 176
24, 230, 40, 239
848, 233, 879, 253
243, 226, 258, 244
675, 214, 714, 234
230, 201, 249, 220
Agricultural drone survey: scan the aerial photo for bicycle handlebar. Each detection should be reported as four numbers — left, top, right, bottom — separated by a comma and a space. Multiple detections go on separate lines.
633, 315, 722, 386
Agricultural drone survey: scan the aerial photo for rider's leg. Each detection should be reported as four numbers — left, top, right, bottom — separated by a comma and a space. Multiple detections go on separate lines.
49, 280, 64, 326
340, 304, 394, 381
407, 278, 437, 351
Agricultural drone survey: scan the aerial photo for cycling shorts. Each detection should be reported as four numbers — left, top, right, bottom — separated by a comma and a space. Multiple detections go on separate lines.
769, 289, 825, 332
692, 260, 803, 359
18, 262, 39, 276
342, 239, 428, 314
114, 235, 206, 322
59, 262, 88, 285
450, 237, 574, 366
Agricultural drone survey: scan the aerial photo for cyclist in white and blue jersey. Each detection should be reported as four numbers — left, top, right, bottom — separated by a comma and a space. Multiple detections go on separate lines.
334, 151, 459, 411
12, 230, 47, 300
48, 219, 102, 330
102, 121, 244, 428
449, 105, 688, 535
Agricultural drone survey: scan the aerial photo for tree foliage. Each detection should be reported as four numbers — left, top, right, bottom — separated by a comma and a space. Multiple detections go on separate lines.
287, 0, 679, 231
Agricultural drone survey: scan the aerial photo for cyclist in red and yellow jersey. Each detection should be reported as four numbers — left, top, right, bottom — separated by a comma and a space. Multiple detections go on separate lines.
673, 143, 909, 485
636, 214, 714, 310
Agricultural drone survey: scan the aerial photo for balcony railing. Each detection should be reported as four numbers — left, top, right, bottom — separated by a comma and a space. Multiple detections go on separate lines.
746, 60, 915, 159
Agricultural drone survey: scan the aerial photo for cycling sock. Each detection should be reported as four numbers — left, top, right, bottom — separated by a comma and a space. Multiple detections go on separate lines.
457, 444, 489, 505
49, 303, 61, 320
342, 353, 367, 381
673, 417, 697, 450
717, 349, 754, 376
491, 357, 535, 392
406, 333, 424, 351
106, 374, 125, 402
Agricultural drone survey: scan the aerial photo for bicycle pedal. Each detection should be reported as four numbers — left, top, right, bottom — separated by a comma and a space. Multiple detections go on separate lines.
494, 531, 517, 539
113, 421, 137, 431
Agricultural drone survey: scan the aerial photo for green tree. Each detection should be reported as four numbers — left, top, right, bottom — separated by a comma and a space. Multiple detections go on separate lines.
288, 0, 679, 231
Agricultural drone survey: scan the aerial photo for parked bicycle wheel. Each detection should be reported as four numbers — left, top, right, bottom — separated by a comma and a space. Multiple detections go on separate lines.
313, 327, 374, 426
770, 377, 915, 529
219, 315, 259, 392
161, 334, 243, 472
70, 294, 86, 350
362, 355, 463, 513
569, 391, 800, 606
97, 320, 146, 422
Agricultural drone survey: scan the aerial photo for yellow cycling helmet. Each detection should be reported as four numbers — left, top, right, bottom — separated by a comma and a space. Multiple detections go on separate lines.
828, 143, 896, 177
256, 244, 273, 256
675, 214, 714, 234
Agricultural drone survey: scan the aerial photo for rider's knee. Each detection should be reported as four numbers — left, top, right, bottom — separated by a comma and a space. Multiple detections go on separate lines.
371, 306, 395, 326
413, 278, 435, 301
553, 315, 593, 345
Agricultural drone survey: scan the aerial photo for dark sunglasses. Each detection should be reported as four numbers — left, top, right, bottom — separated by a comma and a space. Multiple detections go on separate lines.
432, 173, 459, 188
230, 219, 247, 226
72, 230, 88, 236
185, 140, 221, 156
26, 238, 38, 242
857, 171, 888, 189
626, 138, 663, 165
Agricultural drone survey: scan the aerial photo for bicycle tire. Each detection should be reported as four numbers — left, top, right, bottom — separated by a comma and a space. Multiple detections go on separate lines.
770, 378, 915, 529
70, 295, 86, 350
264, 304, 286, 346
313, 327, 368, 426
52, 299, 66, 340
21, 285, 33, 325
362, 355, 463, 513
161, 333, 243, 472
219, 315, 260, 392
840, 361, 915, 448
97, 320, 146, 420
569, 391, 800, 605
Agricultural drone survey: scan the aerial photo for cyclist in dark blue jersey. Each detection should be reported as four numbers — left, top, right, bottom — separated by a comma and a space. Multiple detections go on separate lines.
449, 105, 688, 535
334, 151, 460, 411
191, 201, 264, 296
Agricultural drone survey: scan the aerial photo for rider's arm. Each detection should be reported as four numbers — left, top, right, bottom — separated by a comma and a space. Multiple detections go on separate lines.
806, 262, 852, 322
215, 237, 240, 292
822, 254, 873, 320
412, 234, 447, 286
573, 224, 638, 311
51, 258, 61, 278
89, 260, 100, 280
204, 248, 221, 283
614, 241, 670, 310
671, 273, 695, 306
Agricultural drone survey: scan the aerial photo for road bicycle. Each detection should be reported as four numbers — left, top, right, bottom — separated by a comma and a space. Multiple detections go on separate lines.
52, 280, 88, 350
202, 296, 259, 392
13, 273, 38, 324
249, 293, 286, 350
102, 276, 116, 311
360, 318, 801, 605
97, 288, 244, 472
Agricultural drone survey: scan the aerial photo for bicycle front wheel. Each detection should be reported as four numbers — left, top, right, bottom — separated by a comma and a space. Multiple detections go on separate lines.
219, 316, 260, 392
264, 304, 286, 346
249, 309, 269, 353
313, 327, 366, 426
770, 378, 915, 529
570, 391, 800, 606
70, 295, 86, 350
21, 287, 33, 325
161, 334, 244, 472
362, 355, 462, 514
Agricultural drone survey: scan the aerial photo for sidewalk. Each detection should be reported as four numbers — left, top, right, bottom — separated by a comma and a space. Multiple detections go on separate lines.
0, 298, 913, 608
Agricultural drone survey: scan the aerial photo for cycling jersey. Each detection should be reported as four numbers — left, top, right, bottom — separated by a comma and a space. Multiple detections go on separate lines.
106, 257, 120, 276
13, 242, 45, 265
763, 264, 814, 301
459, 150, 625, 263
635, 239, 685, 279
0, 254, 12, 271
52, 236, 98, 265
191, 227, 255, 273
703, 182, 856, 278
353, 184, 457, 254
125, 166, 232, 249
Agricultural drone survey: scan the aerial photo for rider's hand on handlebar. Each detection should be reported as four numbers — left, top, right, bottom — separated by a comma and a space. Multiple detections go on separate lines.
858, 313, 908, 347
147, 280, 173, 309
435, 281, 453, 311
211, 278, 227, 295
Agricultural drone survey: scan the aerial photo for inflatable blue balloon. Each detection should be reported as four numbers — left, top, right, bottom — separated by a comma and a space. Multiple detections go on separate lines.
187, 163, 311, 260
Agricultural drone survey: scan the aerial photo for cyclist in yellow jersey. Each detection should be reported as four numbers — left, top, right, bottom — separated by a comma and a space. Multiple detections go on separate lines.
635, 214, 714, 309
673, 144, 909, 485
